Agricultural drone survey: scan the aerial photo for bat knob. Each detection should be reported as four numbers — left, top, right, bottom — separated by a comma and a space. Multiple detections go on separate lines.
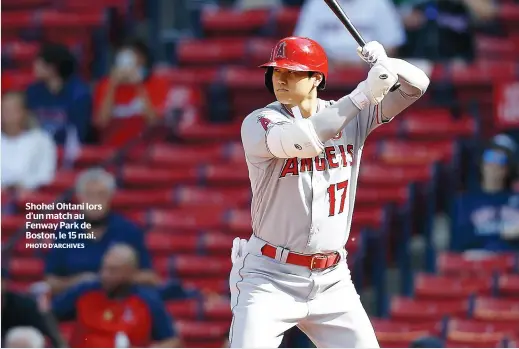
389, 82, 401, 92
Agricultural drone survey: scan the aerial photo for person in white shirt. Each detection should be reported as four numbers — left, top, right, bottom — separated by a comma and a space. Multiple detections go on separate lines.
1, 91, 57, 194
294, 0, 406, 70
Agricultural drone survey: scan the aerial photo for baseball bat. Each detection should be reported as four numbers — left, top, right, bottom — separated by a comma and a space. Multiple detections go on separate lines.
323, 0, 401, 92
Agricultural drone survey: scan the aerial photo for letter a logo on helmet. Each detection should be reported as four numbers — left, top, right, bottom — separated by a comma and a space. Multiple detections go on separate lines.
260, 36, 329, 94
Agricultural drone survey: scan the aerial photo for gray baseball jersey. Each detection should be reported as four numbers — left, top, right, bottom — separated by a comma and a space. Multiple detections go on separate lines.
241, 96, 412, 254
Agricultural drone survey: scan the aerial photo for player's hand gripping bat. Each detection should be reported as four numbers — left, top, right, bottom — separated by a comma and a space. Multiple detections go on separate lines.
323, 0, 401, 92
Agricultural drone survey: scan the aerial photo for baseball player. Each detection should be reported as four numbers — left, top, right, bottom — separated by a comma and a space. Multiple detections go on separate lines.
230, 36, 430, 348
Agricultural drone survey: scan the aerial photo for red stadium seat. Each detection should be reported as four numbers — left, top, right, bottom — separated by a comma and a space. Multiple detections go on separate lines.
368, 119, 400, 139
378, 140, 455, 165
1, 70, 35, 91
9, 257, 44, 279
202, 297, 232, 320
174, 186, 250, 208
201, 8, 270, 36
16, 191, 57, 208
1, 215, 26, 237
41, 170, 80, 193
371, 318, 441, 348
352, 208, 384, 229
145, 231, 200, 254
2, 41, 39, 65
497, 274, 519, 299
39, 10, 104, 27
359, 163, 431, 185
356, 185, 409, 207
401, 116, 476, 139
201, 233, 234, 254
153, 67, 219, 85
177, 39, 247, 66
451, 60, 517, 85
202, 164, 250, 184
221, 66, 266, 88
472, 297, 519, 322
182, 278, 229, 294
444, 338, 507, 348
148, 144, 226, 167
111, 189, 174, 209
274, 6, 300, 37
120, 165, 199, 187
437, 252, 518, 276
166, 299, 200, 320
149, 208, 226, 230
172, 256, 231, 277
476, 36, 519, 61
390, 296, 469, 322
414, 273, 493, 300
447, 318, 516, 340
176, 121, 241, 142
72, 145, 118, 167
226, 209, 252, 234
2, 0, 52, 10
176, 320, 229, 340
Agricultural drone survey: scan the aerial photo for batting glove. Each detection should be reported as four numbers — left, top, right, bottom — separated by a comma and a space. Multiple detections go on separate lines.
349, 61, 398, 108
231, 237, 248, 264
356, 41, 388, 65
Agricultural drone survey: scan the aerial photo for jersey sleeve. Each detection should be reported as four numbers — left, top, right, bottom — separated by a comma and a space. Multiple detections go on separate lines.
240, 109, 291, 160
356, 103, 387, 145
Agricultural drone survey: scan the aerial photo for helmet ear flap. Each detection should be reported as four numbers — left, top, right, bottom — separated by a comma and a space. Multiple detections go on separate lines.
265, 67, 274, 94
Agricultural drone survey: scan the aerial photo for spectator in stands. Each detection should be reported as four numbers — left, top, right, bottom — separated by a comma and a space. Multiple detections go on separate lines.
26, 43, 92, 147
397, 0, 497, 63
94, 38, 169, 146
410, 335, 444, 348
294, 0, 405, 70
4, 327, 45, 348
1, 91, 57, 196
1, 269, 64, 347
45, 168, 159, 295
51, 244, 181, 347
451, 144, 519, 252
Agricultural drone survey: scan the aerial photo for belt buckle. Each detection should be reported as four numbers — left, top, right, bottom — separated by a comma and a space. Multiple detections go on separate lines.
310, 254, 329, 270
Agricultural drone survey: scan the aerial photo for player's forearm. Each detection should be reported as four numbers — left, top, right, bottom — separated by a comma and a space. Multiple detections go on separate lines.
379, 58, 430, 120
310, 96, 361, 142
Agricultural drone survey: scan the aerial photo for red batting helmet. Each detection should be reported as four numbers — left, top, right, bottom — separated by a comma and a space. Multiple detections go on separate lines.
260, 36, 329, 94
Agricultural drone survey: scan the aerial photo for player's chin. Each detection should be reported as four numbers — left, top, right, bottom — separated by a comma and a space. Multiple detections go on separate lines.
274, 89, 292, 103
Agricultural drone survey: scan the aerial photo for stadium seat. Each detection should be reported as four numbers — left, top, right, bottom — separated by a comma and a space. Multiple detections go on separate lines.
390, 296, 469, 322
400, 116, 476, 139
111, 189, 174, 209
1, 70, 35, 91
2, 0, 52, 10
476, 36, 519, 61
226, 209, 252, 234
414, 273, 493, 300
174, 186, 250, 208
145, 231, 200, 254
356, 185, 409, 207
175, 320, 229, 340
200, 8, 270, 37
359, 163, 431, 186
447, 317, 517, 341
248, 38, 278, 67
273, 6, 300, 37
437, 252, 518, 276
220, 66, 266, 88
352, 207, 384, 229
202, 297, 232, 320
41, 170, 81, 193
497, 274, 519, 299
120, 165, 199, 187
153, 67, 219, 85
444, 338, 507, 348
201, 164, 250, 184
172, 256, 231, 277
377, 140, 455, 165
1, 215, 26, 237
1, 11, 35, 39
176, 121, 241, 142
472, 297, 519, 322
176, 39, 247, 66
148, 208, 226, 230
166, 299, 200, 320
182, 278, 229, 294
147, 144, 226, 167
9, 257, 44, 279
201, 233, 235, 255
371, 318, 441, 348
71, 145, 118, 167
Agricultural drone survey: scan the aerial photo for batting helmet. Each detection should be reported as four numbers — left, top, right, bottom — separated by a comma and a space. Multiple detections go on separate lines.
259, 36, 328, 94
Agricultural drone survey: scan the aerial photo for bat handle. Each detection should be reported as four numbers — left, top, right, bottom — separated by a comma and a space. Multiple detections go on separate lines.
390, 82, 401, 92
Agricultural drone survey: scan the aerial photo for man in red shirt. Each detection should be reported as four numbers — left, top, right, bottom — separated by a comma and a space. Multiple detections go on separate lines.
51, 244, 181, 348
93, 38, 169, 145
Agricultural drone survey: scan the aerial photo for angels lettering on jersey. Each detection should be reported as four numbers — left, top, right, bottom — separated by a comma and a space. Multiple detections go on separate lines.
257, 115, 354, 179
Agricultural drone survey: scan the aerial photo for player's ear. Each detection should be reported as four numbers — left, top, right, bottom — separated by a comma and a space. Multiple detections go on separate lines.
312, 73, 323, 87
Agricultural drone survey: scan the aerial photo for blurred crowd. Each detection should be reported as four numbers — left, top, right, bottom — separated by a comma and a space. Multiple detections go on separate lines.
2, 0, 519, 347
